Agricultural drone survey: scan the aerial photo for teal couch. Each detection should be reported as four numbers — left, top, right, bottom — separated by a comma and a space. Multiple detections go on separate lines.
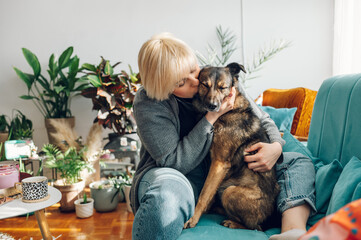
179, 74, 361, 239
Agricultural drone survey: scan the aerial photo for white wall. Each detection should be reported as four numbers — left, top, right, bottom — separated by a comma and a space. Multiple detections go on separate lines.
243, 0, 334, 97
0, 0, 333, 148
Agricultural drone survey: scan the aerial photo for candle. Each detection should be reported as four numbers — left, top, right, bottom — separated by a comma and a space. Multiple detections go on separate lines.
0, 164, 20, 189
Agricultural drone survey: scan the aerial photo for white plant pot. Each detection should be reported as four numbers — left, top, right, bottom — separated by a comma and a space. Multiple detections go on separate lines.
122, 185, 132, 213
74, 198, 94, 218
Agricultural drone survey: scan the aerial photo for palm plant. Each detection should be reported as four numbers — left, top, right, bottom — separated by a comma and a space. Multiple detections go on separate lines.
197, 25, 291, 87
42, 143, 93, 185
196, 25, 237, 67
14, 47, 88, 118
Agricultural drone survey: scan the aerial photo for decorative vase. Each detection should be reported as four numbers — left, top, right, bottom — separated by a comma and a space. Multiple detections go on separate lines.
90, 180, 119, 212
54, 179, 85, 212
122, 185, 133, 213
74, 197, 94, 218
44, 117, 75, 146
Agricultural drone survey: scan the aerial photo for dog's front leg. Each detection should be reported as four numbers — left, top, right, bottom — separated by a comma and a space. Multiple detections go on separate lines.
184, 159, 231, 229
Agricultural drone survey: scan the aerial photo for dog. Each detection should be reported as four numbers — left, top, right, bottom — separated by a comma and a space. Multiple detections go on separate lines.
184, 62, 280, 230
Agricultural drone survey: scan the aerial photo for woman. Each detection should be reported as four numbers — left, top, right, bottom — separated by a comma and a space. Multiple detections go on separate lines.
130, 33, 316, 240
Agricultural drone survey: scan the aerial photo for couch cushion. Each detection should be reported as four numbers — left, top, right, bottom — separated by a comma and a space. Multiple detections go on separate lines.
179, 214, 269, 240
327, 156, 361, 215
260, 106, 297, 132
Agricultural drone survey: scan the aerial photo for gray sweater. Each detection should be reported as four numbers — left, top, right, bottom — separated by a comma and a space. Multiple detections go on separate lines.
130, 86, 285, 213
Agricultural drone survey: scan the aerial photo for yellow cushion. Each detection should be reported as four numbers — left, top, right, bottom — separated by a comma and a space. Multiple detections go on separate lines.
262, 87, 317, 137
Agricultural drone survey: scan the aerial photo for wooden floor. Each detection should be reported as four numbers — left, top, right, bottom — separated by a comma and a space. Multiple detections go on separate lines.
0, 202, 134, 240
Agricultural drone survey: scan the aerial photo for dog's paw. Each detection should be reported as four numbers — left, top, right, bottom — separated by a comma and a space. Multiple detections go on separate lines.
184, 217, 198, 229
221, 220, 246, 229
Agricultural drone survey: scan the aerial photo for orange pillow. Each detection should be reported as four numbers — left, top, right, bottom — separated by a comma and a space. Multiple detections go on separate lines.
262, 88, 317, 137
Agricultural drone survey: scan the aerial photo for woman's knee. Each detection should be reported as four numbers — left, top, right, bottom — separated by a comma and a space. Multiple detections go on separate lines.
133, 168, 195, 239
139, 167, 195, 208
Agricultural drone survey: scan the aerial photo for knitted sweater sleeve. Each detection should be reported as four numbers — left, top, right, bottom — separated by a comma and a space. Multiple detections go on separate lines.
133, 90, 214, 175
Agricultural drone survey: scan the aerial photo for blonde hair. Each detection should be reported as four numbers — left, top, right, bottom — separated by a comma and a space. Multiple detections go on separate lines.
138, 33, 197, 100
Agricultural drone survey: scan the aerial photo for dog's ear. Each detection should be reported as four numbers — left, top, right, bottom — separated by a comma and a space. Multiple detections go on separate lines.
226, 62, 246, 77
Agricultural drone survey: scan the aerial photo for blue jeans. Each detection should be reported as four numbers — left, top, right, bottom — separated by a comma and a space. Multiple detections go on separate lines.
132, 152, 316, 240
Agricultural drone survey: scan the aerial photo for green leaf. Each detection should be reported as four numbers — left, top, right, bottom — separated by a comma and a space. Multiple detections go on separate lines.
58, 46, 73, 69
20, 95, 39, 100
22, 48, 41, 78
68, 56, 80, 84
54, 86, 65, 94
130, 74, 138, 83
74, 83, 90, 91
104, 61, 113, 75
81, 63, 97, 72
87, 75, 102, 87
14, 67, 33, 90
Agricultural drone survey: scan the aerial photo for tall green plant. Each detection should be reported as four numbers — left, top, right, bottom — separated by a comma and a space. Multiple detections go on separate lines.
14, 47, 89, 118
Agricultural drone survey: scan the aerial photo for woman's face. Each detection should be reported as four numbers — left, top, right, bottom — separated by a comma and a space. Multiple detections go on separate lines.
172, 64, 200, 99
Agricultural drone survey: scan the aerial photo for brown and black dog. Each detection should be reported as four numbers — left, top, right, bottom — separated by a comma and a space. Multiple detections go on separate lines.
184, 63, 280, 230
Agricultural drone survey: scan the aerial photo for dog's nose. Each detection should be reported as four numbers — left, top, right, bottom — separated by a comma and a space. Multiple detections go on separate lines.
207, 103, 217, 111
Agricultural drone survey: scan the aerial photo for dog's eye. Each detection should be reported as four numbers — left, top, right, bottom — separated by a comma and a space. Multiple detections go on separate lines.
201, 82, 209, 88
219, 86, 227, 90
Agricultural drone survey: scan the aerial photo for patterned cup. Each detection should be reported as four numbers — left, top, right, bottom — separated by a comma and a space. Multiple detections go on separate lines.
15, 176, 49, 203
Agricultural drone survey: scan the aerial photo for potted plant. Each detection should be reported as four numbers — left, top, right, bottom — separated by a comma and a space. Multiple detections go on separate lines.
9, 110, 33, 140
74, 192, 94, 218
0, 114, 10, 160
89, 177, 123, 212
81, 57, 141, 135
42, 143, 93, 212
13, 47, 89, 145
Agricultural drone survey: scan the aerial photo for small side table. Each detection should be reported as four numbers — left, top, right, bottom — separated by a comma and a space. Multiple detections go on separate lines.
0, 186, 61, 240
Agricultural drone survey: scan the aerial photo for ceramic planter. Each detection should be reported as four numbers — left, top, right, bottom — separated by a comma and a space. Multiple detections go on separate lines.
90, 180, 119, 212
74, 198, 94, 218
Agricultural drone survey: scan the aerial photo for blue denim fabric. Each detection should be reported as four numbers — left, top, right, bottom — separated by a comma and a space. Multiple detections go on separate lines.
276, 152, 317, 215
132, 167, 196, 240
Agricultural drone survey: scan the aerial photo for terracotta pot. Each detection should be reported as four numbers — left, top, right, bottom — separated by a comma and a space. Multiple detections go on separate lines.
54, 179, 85, 212
44, 117, 75, 146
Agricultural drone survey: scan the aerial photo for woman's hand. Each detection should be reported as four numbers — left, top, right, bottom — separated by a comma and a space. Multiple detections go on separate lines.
205, 87, 236, 125
244, 142, 282, 172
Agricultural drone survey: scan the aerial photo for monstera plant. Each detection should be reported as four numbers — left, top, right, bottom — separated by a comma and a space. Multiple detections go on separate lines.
81, 57, 141, 135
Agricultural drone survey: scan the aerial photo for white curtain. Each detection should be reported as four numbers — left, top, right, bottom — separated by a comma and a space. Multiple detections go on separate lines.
333, 0, 361, 75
